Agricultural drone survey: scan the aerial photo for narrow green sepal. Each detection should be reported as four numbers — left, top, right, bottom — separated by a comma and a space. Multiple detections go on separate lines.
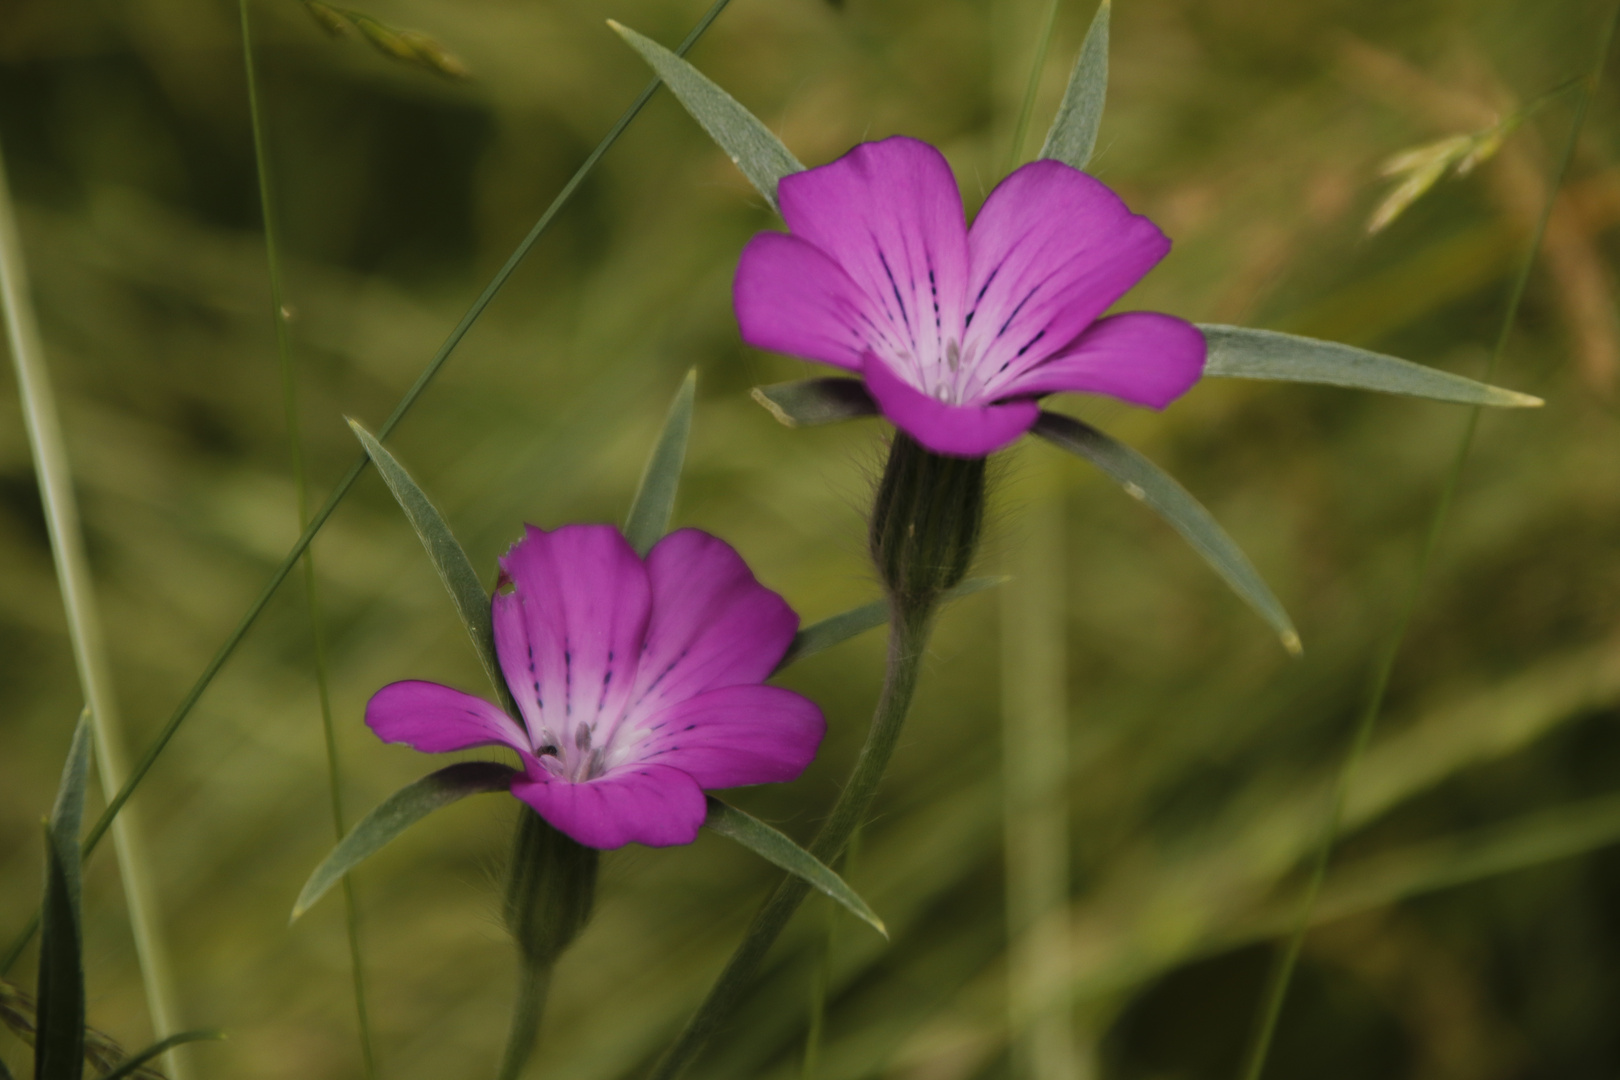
1200, 325, 1543, 408
36, 711, 91, 1080
1034, 411, 1301, 654
504, 812, 599, 966
775, 576, 1004, 673
625, 370, 697, 557
1039, 0, 1110, 170
101, 1031, 225, 1080
704, 799, 886, 938
751, 378, 879, 428
348, 419, 505, 703
293, 762, 519, 920
609, 20, 803, 209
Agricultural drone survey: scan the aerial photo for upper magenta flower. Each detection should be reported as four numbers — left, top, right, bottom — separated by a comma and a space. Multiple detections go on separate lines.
365, 524, 825, 850
734, 136, 1206, 457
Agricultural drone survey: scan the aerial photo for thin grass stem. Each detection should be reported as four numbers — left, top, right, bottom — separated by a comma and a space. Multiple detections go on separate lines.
1235, 11, 1620, 1079
0, 0, 736, 973
1006, 0, 1064, 171
237, 0, 377, 1073
0, 138, 189, 1077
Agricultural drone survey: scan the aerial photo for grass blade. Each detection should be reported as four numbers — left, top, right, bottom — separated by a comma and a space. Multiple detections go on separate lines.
0, 1051, 13, 1080
609, 20, 804, 210
101, 1032, 224, 1080
35, 714, 91, 1080
704, 799, 886, 939
624, 369, 697, 557
1200, 325, 1543, 407
1034, 411, 1299, 654
751, 378, 879, 428
1038, 0, 1110, 170
775, 577, 1002, 672
0, 0, 739, 975
293, 762, 519, 920
348, 420, 502, 701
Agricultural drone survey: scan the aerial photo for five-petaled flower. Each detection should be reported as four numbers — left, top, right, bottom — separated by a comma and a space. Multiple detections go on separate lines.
365, 524, 825, 849
734, 136, 1206, 457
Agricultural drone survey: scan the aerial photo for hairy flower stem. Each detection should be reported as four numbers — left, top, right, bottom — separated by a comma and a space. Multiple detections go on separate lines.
650, 437, 985, 1080
1235, 9, 1620, 1080
497, 812, 598, 1080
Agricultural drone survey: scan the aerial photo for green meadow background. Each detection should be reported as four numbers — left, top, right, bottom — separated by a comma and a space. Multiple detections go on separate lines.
4, 0, 1620, 1077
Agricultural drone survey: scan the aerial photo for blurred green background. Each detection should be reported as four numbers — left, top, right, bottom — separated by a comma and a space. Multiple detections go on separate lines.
4, 0, 1620, 1077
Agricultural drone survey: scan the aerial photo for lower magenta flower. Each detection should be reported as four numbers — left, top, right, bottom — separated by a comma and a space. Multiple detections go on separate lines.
365, 524, 825, 849
734, 136, 1206, 457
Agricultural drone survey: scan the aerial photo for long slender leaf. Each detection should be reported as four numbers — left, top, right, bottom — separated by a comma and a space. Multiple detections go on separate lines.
609, 21, 803, 209
293, 762, 519, 920
703, 799, 886, 938
751, 378, 878, 428
1038, 0, 1110, 170
775, 577, 1003, 673
1033, 411, 1300, 654
625, 370, 697, 556
36, 713, 91, 1080
1, 1051, 13, 1080
1200, 325, 1543, 407
349, 420, 502, 701
101, 1032, 224, 1080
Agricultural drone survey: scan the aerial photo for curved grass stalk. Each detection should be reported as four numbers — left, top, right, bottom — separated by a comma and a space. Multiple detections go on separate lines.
0, 0, 737, 974
0, 140, 189, 1078
1235, 10, 1620, 1079
236, 0, 376, 1073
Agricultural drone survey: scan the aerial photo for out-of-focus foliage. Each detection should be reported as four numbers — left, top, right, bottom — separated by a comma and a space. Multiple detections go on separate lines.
3, 0, 1620, 1078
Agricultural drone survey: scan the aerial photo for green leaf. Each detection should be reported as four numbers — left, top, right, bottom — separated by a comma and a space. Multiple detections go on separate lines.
703, 799, 886, 938
624, 370, 697, 557
36, 711, 91, 1080
348, 419, 503, 702
1034, 411, 1300, 654
101, 1031, 225, 1080
609, 21, 804, 210
775, 576, 1003, 673
751, 378, 879, 428
0, 1050, 13, 1080
1039, 0, 1110, 170
293, 762, 519, 920
1199, 325, 1543, 408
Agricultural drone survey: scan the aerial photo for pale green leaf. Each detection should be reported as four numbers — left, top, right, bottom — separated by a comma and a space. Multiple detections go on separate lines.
625, 370, 696, 557
293, 762, 519, 920
751, 378, 878, 428
609, 21, 804, 209
348, 419, 503, 701
704, 799, 886, 938
36, 711, 91, 1080
775, 577, 1003, 673
1200, 325, 1543, 407
1034, 411, 1300, 654
1039, 0, 1110, 170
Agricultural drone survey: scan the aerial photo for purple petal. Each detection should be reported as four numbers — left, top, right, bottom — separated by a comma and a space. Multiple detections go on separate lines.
1000, 312, 1206, 409
734, 233, 868, 370
629, 684, 824, 789
511, 762, 707, 849
778, 137, 970, 388
628, 529, 799, 719
961, 160, 1171, 401
494, 524, 651, 751
863, 352, 1039, 457
366, 680, 532, 756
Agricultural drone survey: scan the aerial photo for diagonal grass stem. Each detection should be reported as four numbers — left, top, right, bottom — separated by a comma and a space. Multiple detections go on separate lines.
1235, 11, 1620, 1079
0, 0, 737, 974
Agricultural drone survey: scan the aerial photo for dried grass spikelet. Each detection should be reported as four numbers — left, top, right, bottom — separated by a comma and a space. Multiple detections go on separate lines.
299, 0, 469, 78
0, 976, 168, 1080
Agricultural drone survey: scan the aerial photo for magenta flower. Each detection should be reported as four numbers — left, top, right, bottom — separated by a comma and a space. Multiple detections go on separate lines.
365, 524, 825, 850
734, 136, 1206, 457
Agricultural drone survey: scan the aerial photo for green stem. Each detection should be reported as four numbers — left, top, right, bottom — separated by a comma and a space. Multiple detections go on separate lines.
0, 0, 736, 975
494, 962, 552, 1080
1235, 11, 1620, 1080
649, 606, 934, 1080
237, 0, 377, 1072
0, 137, 188, 1076
1006, 0, 1064, 171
